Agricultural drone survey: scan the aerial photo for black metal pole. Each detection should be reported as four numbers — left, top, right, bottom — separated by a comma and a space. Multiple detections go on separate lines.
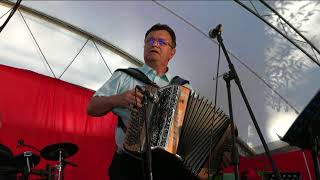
0, 0, 22, 33
217, 32, 282, 180
312, 137, 320, 180
223, 72, 240, 180
143, 92, 159, 180
47, 164, 52, 180
143, 95, 153, 180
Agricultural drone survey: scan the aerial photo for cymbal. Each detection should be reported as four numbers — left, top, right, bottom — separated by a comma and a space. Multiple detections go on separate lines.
14, 151, 40, 170
40, 143, 78, 161
0, 165, 18, 175
0, 144, 13, 162
0, 144, 16, 175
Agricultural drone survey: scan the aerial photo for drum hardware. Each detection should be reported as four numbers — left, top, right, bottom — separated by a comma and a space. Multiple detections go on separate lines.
30, 164, 53, 180
1, 140, 79, 179
40, 142, 79, 180
15, 151, 41, 179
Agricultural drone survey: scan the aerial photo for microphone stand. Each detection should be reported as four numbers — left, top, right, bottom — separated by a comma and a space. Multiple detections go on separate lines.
222, 72, 240, 180
216, 32, 283, 180
142, 90, 159, 180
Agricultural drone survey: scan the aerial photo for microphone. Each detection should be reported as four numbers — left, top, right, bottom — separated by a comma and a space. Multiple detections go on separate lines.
17, 139, 25, 147
136, 85, 159, 103
17, 139, 41, 152
208, 24, 223, 39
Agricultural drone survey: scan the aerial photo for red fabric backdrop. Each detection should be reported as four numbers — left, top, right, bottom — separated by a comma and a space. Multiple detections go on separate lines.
0, 65, 118, 180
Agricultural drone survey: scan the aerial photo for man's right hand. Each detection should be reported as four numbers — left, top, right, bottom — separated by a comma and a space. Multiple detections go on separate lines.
87, 87, 144, 117
116, 88, 144, 108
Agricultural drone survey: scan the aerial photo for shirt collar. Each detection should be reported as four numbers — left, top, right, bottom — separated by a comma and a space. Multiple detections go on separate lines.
139, 64, 172, 82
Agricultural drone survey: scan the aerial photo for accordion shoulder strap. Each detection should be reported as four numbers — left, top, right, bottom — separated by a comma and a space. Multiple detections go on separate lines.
117, 116, 127, 133
115, 68, 159, 87
170, 76, 190, 86
116, 68, 190, 86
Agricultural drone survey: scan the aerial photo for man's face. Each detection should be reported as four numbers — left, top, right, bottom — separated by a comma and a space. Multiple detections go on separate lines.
144, 30, 176, 68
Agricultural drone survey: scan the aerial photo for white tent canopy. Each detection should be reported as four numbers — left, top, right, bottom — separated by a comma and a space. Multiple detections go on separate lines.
1, 0, 319, 153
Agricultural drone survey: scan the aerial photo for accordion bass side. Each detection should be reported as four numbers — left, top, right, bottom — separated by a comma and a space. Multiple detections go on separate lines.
124, 85, 230, 175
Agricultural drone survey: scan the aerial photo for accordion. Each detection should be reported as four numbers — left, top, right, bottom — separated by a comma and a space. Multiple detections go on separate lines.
124, 85, 231, 175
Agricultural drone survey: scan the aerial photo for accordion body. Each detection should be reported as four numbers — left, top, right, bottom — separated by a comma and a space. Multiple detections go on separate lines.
124, 85, 230, 175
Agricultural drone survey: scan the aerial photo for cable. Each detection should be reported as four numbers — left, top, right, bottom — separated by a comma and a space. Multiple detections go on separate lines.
208, 31, 222, 179
0, 0, 22, 33
249, 0, 260, 16
302, 150, 313, 180
0, 8, 12, 20
214, 32, 221, 111
59, 38, 89, 79
19, 9, 56, 78
93, 41, 113, 75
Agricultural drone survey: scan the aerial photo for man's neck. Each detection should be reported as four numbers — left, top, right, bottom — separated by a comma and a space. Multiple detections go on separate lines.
145, 63, 168, 76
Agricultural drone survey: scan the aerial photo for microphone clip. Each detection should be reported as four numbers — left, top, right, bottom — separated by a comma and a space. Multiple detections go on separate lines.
209, 24, 223, 39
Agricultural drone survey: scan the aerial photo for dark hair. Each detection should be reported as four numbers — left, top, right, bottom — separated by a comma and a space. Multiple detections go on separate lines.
145, 23, 176, 48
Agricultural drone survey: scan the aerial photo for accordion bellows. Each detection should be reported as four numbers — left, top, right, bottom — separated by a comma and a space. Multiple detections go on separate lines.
124, 85, 230, 175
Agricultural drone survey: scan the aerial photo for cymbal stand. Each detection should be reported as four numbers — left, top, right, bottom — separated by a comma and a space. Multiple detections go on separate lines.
47, 164, 52, 180
24, 151, 32, 173
57, 149, 64, 180
20, 151, 33, 180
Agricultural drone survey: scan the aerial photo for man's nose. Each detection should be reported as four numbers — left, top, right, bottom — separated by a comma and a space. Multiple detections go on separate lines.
151, 40, 160, 47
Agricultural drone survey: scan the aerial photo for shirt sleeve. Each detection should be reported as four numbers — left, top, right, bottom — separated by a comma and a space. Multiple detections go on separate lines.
94, 71, 124, 97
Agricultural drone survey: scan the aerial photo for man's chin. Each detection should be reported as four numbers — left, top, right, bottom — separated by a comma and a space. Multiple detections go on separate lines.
145, 56, 159, 63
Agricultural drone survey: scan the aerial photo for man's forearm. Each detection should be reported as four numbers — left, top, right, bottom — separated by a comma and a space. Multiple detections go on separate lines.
87, 95, 119, 117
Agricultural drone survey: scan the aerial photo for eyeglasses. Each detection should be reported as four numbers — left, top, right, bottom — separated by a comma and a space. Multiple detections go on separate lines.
145, 37, 173, 48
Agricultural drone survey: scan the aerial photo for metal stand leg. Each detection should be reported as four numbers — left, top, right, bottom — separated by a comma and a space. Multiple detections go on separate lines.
47, 164, 52, 180
57, 150, 64, 180
223, 72, 240, 180
144, 104, 153, 180
140, 89, 159, 180
312, 137, 320, 180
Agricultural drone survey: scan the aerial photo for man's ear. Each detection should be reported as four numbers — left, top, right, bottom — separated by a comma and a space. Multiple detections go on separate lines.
168, 48, 176, 61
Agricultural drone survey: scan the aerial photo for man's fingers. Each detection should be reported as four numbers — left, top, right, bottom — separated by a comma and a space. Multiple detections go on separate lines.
135, 91, 144, 98
135, 101, 142, 108
131, 97, 142, 108
131, 89, 143, 102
